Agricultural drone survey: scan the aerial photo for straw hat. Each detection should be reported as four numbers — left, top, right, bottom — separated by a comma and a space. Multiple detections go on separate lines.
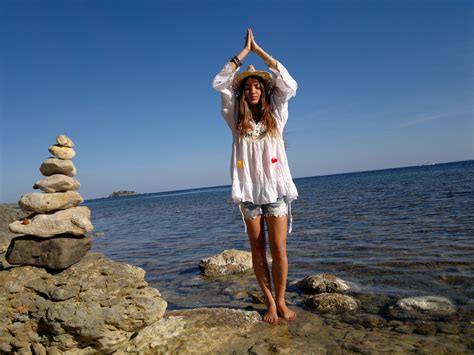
232, 65, 274, 91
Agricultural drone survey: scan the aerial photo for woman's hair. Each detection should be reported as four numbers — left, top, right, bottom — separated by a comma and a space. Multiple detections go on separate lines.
236, 75, 279, 138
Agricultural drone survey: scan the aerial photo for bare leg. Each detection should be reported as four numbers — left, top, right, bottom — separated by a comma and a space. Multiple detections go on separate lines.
266, 215, 297, 321
245, 215, 278, 325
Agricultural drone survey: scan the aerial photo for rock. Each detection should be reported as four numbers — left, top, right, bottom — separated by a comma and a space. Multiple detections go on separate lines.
9, 206, 93, 237
199, 249, 271, 276
33, 174, 81, 193
40, 158, 77, 177
56, 134, 74, 148
6, 234, 92, 269
48, 145, 76, 160
296, 274, 351, 294
340, 312, 387, 329
19, 191, 83, 213
109, 190, 138, 198
387, 295, 456, 320
0, 253, 167, 352
304, 293, 360, 314
249, 290, 266, 304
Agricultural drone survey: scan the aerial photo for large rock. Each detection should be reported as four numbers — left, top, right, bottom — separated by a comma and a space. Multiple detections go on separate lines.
9, 206, 93, 237
297, 274, 351, 294
387, 295, 457, 320
33, 174, 81, 193
199, 249, 271, 276
304, 293, 360, 314
40, 158, 77, 177
6, 234, 92, 269
56, 134, 74, 148
19, 191, 83, 213
0, 253, 167, 353
48, 145, 76, 160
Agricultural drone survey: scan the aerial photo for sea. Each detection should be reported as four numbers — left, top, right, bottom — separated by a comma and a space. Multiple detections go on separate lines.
85, 160, 474, 313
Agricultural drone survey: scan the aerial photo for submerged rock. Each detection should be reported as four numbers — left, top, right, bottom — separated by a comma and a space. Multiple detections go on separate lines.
6, 234, 92, 269
304, 293, 360, 314
199, 249, 271, 276
387, 295, 456, 320
9, 206, 93, 237
33, 174, 81, 193
296, 273, 351, 294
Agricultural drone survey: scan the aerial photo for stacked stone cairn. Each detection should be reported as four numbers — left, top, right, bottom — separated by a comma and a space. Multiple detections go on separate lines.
6, 134, 94, 270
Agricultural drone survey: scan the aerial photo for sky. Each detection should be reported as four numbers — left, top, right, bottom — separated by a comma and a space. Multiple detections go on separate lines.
1, 0, 472, 203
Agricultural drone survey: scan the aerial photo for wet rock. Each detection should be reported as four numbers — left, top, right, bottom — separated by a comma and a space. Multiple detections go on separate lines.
9, 206, 93, 237
0, 253, 167, 352
387, 295, 456, 320
39, 158, 77, 177
304, 293, 360, 314
19, 191, 83, 214
413, 320, 437, 335
33, 174, 80, 193
56, 134, 75, 148
296, 273, 350, 294
394, 323, 416, 334
340, 312, 387, 329
6, 234, 92, 270
249, 290, 266, 304
199, 249, 271, 276
437, 322, 460, 335
48, 145, 76, 160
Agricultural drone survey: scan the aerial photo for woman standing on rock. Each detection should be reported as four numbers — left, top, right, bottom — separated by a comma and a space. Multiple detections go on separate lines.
212, 28, 298, 325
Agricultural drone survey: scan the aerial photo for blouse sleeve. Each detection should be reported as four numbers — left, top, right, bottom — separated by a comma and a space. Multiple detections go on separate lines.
212, 62, 239, 130
268, 60, 298, 129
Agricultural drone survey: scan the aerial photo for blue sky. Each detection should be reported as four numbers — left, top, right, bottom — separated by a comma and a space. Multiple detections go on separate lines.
1, 0, 472, 202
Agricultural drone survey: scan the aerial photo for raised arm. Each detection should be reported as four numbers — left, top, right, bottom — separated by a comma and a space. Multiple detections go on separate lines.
212, 29, 253, 129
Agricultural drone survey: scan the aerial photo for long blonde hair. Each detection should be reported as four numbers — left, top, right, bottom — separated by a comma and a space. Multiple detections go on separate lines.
236, 76, 279, 139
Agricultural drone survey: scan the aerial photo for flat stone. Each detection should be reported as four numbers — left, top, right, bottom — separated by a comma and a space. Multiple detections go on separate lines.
33, 174, 81, 193
296, 274, 351, 294
39, 158, 76, 177
19, 191, 83, 213
9, 206, 93, 237
56, 134, 74, 148
199, 249, 270, 276
48, 145, 76, 160
304, 293, 360, 314
387, 295, 456, 320
6, 234, 92, 270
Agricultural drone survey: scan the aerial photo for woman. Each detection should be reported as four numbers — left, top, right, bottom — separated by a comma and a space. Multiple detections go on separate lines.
212, 28, 298, 325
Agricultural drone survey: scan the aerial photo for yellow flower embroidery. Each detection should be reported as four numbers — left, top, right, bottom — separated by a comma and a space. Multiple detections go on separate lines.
237, 160, 244, 169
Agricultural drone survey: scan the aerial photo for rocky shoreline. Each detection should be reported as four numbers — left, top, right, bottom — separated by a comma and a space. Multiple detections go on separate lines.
2, 205, 473, 353
0, 134, 472, 353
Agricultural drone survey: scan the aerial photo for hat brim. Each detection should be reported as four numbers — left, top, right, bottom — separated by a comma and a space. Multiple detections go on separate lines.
232, 70, 274, 91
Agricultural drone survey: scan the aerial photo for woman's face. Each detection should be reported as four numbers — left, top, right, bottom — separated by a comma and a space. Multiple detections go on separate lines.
243, 77, 262, 106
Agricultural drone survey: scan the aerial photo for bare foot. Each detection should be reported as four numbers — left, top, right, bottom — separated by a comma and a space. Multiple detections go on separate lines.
262, 303, 279, 325
276, 302, 297, 322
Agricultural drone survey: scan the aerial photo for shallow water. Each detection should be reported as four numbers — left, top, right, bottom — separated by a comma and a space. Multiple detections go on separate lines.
87, 160, 474, 314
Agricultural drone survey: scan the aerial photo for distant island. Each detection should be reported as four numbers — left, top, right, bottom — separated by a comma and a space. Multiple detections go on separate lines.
108, 191, 139, 198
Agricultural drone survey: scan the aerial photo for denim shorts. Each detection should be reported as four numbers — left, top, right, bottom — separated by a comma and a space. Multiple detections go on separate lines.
239, 196, 289, 220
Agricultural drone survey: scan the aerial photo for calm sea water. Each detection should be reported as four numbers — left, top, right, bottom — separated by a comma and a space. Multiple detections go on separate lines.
86, 160, 474, 311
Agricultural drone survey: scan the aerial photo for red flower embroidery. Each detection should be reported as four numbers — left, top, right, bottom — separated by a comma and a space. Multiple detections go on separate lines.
271, 158, 278, 163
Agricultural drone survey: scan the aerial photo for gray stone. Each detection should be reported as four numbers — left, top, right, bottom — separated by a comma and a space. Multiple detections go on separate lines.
296, 273, 351, 294
387, 295, 456, 320
33, 174, 80, 193
56, 134, 74, 148
199, 249, 271, 276
19, 191, 83, 213
6, 234, 92, 270
39, 158, 76, 177
304, 293, 360, 314
9, 206, 93, 237
48, 145, 76, 160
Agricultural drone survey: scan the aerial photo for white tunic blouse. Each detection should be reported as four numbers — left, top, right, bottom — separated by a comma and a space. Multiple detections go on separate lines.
213, 60, 299, 229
